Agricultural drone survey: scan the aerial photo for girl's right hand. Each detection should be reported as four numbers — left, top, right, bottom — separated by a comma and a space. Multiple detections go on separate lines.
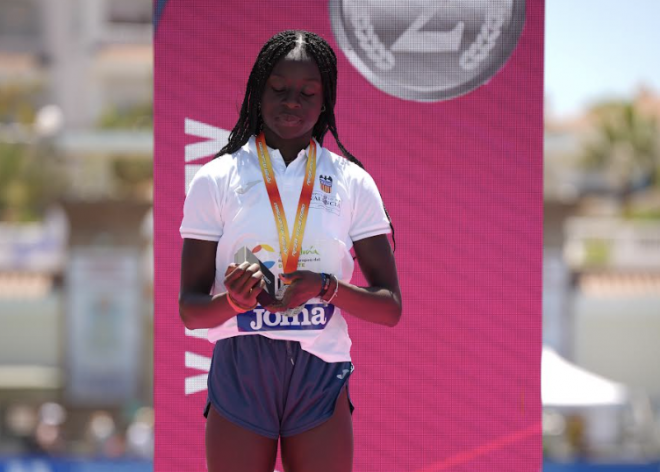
223, 262, 265, 308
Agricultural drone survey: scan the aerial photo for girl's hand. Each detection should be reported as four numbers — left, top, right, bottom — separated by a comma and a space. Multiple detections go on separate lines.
223, 262, 264, 308
265, 270, 323, 311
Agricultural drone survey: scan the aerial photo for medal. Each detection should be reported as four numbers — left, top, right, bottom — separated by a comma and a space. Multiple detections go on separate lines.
329, 0, 525, 102
256, 133, 317, 316
275, 284, 305, 318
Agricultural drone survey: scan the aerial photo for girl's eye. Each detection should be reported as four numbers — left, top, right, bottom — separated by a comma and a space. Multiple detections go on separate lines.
272, 86, 285, 93
301, 91, 315, 97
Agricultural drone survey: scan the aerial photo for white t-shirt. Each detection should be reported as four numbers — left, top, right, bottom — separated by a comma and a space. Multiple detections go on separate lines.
180, 135, 390, 362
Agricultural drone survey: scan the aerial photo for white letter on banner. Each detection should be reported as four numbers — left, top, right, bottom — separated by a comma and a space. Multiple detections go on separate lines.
311, 307, 326, 326
264, 311, 282, 327
184, 118, 230, 194
182, 120, 230, 393
390, 8, 464, 53
251, 309, 265, 330
184, 351, 211, 395
185, 327, 208, 339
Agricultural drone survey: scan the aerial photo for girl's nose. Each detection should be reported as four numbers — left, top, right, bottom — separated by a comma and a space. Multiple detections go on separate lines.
282, 90, 301, 108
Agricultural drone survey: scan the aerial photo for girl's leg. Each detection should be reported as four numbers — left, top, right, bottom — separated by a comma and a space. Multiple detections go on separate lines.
280, 388, 353, 472
206, 406, 278, 472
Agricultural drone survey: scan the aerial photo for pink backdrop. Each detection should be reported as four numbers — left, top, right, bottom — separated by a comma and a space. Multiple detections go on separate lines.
154, 2, 544, 471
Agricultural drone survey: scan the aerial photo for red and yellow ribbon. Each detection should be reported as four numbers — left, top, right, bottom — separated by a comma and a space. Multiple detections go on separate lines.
255, 133, 316, 275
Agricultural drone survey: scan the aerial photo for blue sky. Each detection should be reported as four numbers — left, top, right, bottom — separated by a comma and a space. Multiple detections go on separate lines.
545, 0, 660, 117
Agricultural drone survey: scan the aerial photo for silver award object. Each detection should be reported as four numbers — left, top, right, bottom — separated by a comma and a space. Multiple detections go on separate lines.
233, 247, 303, 317
329, 0, 525, 102
234, 247, 276, 298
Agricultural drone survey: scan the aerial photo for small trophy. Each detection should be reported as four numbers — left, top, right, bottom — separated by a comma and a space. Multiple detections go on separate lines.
233, 247, 304, 317
233, 247, 276, 306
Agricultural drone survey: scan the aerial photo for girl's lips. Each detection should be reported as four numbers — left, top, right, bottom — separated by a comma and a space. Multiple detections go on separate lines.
278, 114, 302, 125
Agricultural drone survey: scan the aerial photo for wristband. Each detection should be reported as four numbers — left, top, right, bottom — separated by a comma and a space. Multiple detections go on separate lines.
226, 293, 257, 313
318, 273, 331, 298
325, 274, 340, 305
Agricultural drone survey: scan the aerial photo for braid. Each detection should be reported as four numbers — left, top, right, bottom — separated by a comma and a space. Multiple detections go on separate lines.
326, 116, 396, 251
216, 30, 395, 251
215, 31, 300, 157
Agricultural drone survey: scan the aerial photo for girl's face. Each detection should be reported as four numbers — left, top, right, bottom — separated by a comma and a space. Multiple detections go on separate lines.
260, 55, 324, 142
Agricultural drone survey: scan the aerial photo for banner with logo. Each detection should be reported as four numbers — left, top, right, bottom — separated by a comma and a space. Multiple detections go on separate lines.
154, 1, 543, 471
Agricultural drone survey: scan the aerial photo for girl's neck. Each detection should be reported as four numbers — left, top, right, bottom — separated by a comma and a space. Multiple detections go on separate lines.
262, 128, 313, 164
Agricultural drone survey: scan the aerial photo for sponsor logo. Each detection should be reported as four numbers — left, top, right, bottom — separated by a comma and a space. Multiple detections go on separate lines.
337, 368, 350, 380
183, 119, 230, 397
253, 243, 320, 271
237, 304, 335, 332
251, 244, 277, 269
320, 174, 333, 193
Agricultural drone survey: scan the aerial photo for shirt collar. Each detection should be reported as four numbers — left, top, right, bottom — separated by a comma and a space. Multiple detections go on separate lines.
248, 135, 320, 168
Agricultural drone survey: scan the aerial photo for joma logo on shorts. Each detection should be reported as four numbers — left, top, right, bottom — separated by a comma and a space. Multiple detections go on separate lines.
237, 304, 334, 332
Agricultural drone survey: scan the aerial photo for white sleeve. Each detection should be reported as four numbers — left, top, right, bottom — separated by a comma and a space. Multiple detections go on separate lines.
349, 170, 391, 242
179, 166, 224, 241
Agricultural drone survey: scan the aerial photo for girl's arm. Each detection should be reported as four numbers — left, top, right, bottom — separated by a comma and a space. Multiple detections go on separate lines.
268, 234, 402, 327
179, 238, 264, 330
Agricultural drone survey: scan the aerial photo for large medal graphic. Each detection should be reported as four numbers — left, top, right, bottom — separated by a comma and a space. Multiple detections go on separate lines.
329, 0, 525, 102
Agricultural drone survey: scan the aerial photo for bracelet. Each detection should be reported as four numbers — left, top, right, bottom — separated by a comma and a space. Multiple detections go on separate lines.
318, 273, 331, 298
226, 293, 257, 313
325, 274, 340, 305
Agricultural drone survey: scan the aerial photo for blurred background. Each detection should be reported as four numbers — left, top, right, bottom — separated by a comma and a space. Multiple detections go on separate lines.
543, 2, 660, 471
0, 1, 658, 471
0, 0, 153, 470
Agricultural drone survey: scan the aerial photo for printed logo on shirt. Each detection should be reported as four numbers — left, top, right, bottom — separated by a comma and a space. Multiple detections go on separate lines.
237, 304, 335, 332
319, 174, 333, 193
310, 191, 341, 216
251, 244, 277, 269
251, 243, 321, 270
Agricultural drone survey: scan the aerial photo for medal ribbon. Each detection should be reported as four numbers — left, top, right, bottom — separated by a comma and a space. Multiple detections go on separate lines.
256, 133, 316, 275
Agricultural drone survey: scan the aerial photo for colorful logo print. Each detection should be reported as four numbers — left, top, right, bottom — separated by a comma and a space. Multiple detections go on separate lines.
320, 175, 333, 193
251, 244, 277, 269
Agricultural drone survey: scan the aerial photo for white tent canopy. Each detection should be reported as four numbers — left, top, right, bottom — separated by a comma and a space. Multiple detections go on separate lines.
542, 346, 629, 407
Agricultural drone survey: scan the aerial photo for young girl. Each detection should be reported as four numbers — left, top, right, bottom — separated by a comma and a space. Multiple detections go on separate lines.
179, 30, 402, 472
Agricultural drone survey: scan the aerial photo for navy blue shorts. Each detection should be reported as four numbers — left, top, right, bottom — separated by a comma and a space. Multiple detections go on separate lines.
205, 335, 354, 439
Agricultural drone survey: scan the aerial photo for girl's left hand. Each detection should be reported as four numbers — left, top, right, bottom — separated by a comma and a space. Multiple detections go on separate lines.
265, 270, 323, 311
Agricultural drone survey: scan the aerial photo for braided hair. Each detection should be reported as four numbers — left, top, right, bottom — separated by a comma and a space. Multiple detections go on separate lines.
216, 30, 395, 249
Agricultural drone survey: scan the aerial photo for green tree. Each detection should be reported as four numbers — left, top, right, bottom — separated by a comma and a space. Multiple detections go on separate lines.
0, 82, 39, 125
0, 82, 65, 221
582, 100, 660, 201
97, 101, 153, 130
0, 142, 66, 222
